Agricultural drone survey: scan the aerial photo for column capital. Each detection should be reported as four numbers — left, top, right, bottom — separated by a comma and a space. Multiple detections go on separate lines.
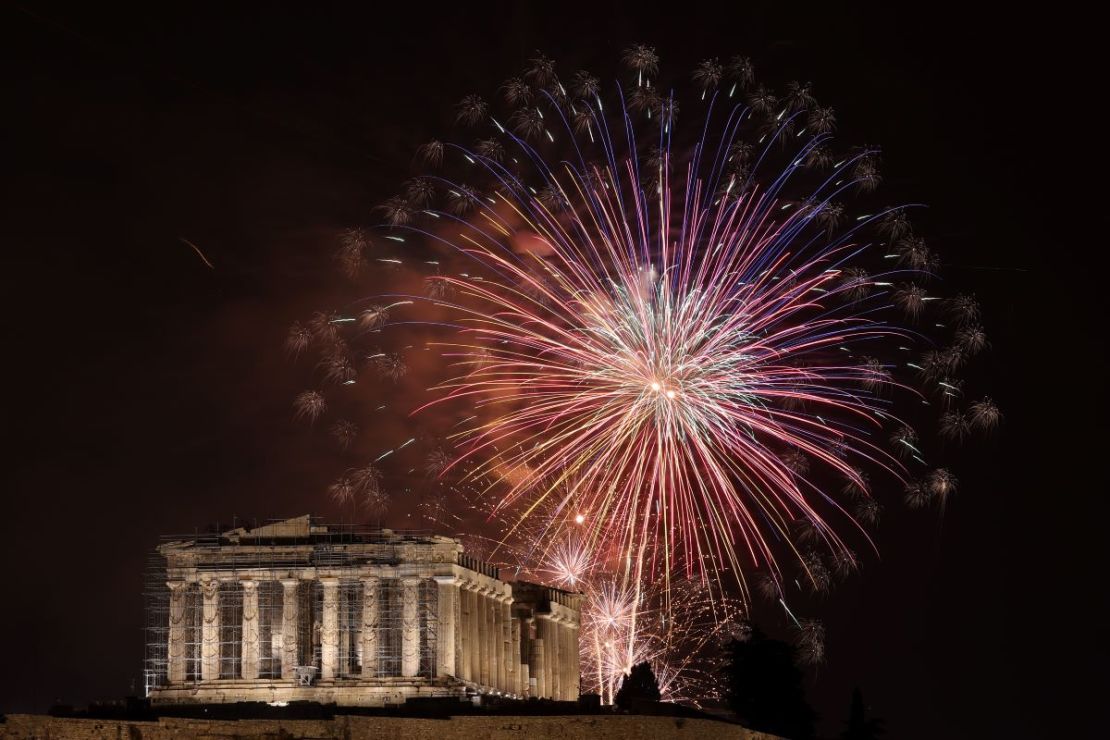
400, 575, 423, 586
319, 576, 341, 587
200, 579, 220, 596
433, 575, 460, 586
361, 574, 381, 585
240, 579, 258, 591
280, 578, 300, 589
166, 580, 189, 592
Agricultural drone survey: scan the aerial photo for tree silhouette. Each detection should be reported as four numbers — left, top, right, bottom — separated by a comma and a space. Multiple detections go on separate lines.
722, 626, 817, 739
841, 687, 885, 739
615, 661, 661, 709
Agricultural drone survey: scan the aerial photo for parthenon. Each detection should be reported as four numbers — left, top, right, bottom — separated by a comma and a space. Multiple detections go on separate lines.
144, 516, 581, 706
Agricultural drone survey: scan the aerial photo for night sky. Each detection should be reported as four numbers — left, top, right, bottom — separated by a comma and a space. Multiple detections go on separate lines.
2, 4, 1101, 738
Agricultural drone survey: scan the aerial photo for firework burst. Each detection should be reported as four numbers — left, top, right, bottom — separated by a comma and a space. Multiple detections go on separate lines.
406, 83, 919, 602
290, 46, 998, 699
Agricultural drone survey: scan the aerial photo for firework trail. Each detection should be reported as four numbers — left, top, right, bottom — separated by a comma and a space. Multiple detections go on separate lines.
290, 46, 997, 696
419, 486, 743, 706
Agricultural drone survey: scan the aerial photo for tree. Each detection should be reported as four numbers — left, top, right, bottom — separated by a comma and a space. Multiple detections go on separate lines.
722, 626, 817, 739
615, 661, 661, 709
841, 687, 885, 740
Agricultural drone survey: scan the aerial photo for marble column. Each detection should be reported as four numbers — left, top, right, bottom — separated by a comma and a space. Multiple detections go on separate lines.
241, 580, 260, 680
471, 585, 482, 684
477, 587, 491, 687
400, 577, 421, 678
523, 616, 536, 697
320, 578, 339, 680
561, 619, 572, 700
280, 579, 299, 678
340, 590, 352, 676
458, 582, 473, 681
200, 579, 220, 681
454, 576, 463, 680
360, 576, 379, 677
433, 577, 458, 677
500, 595, 512, 693
565, 622, 580, 700
509, 613, 521, 695
491, 593, 503, 691
548, 616, 561, 699
530, 632, 546, 698
166, 581, 188, 684
553, 619, 563, 700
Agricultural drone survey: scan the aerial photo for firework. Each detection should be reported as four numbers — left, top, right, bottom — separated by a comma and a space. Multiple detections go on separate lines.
290, 46, 999, 698
410, 108, 913, 606
293, 390, 326, 422
795, 618, 826, 666
969, 397, 1002, 430
317, 47, 1000, 591
330, 419, 359, 450
418, 477, 743, 705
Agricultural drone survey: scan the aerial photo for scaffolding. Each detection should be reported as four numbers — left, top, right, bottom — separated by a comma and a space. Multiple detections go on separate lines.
143, 518, 449, 695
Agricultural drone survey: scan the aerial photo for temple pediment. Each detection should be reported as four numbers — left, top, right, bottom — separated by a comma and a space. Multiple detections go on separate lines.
222, 514, 316, 540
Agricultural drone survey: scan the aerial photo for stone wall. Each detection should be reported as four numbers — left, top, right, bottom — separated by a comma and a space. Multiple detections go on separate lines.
0, 714, 779, 740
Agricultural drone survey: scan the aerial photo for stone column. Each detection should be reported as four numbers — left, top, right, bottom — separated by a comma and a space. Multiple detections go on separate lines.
565, 621, 580, 700
522, 616, 535, 698
241, 580, 260, 680
280, 580, 299, 678
509, 611, 521, 696
458, 581, 472, 681
559, 618, 570, 700
454, 576, 463, 680
166, 581, 188, 684
500, 595, 512, 693
477, 587, 491, 687
469, 585, 481, 684
360, 576, 379, 677
400, 577, 421, 678
490, 593, 503, 691
433, 577, 458, 677
340, 591, 352, 676
490, 590, 501, 690
320, 578, 339, 680
530, 631, 546, 698
547, 616, 561, 700
200, 579, 220, 681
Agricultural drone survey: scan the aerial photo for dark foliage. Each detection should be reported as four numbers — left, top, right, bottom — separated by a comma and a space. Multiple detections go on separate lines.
722, 627, 817, 739
615, 661, 662, 709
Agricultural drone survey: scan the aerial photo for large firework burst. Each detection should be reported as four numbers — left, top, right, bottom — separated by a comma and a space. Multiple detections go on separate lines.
290, 45, 996, 695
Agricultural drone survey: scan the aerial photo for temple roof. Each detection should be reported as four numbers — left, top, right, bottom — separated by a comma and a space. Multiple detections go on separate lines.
222, 514, 316, 539
157, 515, 459, 551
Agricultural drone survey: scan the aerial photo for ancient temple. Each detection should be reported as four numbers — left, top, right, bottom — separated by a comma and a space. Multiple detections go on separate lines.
144, 516, 581, 706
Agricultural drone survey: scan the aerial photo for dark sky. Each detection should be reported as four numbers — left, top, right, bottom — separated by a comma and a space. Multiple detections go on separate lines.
2, 3, 1102, 738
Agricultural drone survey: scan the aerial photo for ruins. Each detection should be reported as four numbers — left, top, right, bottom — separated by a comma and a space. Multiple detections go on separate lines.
143, 516, 580, 706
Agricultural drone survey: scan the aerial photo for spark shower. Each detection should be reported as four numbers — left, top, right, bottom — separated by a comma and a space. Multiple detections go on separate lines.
289, 46, 997, 702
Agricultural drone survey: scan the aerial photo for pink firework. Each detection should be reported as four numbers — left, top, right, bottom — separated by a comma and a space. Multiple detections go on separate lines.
411, 94, 911, 600
291, 50, 997, 667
